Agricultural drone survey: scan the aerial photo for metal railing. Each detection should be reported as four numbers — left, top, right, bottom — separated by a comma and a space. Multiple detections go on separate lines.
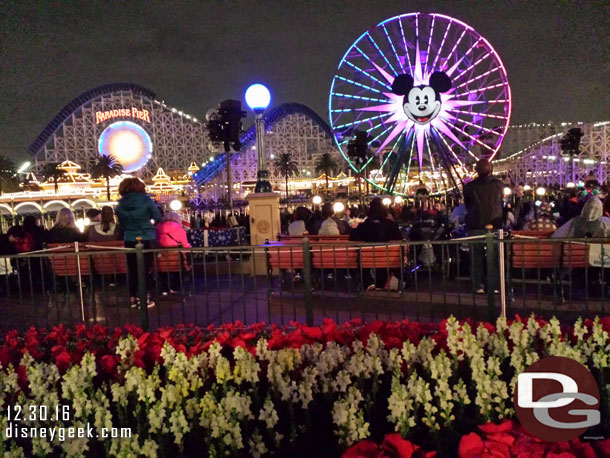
0, 233, 608, 331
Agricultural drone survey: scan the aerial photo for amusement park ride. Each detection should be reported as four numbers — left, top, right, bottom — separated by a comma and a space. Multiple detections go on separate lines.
329, 13, 512, 196
2, 11, 608, 219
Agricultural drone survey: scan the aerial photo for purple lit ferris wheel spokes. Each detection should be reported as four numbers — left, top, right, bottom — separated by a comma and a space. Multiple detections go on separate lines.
329, 12, 511, 195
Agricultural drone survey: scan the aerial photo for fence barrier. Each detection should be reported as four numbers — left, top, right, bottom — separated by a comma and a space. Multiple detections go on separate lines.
0, 231, 608, 331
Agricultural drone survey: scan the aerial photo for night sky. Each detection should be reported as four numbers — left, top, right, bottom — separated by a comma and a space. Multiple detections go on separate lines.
1, 0, 608, 163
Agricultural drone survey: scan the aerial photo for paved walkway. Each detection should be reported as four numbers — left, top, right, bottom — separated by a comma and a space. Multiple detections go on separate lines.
0, 272, 606, 331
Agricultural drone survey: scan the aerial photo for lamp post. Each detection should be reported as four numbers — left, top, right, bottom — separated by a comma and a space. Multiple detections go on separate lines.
245, 84, 272, 193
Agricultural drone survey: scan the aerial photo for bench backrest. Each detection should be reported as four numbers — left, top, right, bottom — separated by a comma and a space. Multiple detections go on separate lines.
156, 250, 190, 273
360, 245, 404, 269
511, 240, 559, 269
47, 243, 93, 276
562, 242, 588, 269
312, 245, 358, 269
85, 241, 128, 275
268, 245, 305, 269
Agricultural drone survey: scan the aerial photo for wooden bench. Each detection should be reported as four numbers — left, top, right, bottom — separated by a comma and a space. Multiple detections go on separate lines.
268, 244, 305, 270
47, 243, 93, 277
85, 241, 128, 275
561, 242, 588, 269
155, 250, 191, 273
312, 244, 358, 270
510, 231, 558, 269
359, 244, 404, 269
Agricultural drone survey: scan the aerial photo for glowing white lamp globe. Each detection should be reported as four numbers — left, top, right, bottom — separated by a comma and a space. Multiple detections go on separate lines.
523, 185, 531, 191
503, 187, 512, 196
535, 187, 546, 196
169, 199, 182, 211
382, 197, 392, 206
245, 84, 271, 112
333, 202, 345, 213
312, 195, 322, 205
394, 195, 403, 204
566, 182, 575, 188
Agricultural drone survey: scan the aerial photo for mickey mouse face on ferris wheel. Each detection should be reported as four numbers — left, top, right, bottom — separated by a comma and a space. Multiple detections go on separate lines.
391, 71, 452, 125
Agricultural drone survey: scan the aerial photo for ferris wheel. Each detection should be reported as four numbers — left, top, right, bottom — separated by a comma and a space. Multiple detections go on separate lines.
329, 13, 511, 195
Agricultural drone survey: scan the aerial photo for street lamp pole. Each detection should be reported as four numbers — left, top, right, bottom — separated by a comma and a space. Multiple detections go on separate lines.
254, 112, 269, 191
245, 84, 272, 193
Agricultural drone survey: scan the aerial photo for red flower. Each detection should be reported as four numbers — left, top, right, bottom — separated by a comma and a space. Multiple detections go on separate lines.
100, 354, 119, 378
342, 440, 382, 458
459, 432, 484, 457
381, 433, 418, 458
343, 434, 435, 458
54, 350, 71, 374
302, 326, 323, 341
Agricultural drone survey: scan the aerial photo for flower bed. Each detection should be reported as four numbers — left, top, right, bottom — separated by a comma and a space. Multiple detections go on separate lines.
0, 316, 609, 457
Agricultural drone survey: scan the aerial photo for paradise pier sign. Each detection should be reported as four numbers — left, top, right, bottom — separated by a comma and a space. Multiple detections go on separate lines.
95, 107, 151, 124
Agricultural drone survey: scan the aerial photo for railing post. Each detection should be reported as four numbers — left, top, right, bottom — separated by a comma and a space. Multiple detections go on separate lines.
498, 229, 506, 319
75, 241, 86, 322
302, 237, 313, 326
135, 237, 149, 330
485, 225, 496, 322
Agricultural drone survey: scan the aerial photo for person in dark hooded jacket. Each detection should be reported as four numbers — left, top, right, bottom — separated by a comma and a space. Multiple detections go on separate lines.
115, 178, 161, 309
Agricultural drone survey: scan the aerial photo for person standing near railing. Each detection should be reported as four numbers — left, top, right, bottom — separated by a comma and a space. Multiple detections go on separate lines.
463, 159, 503, 294
156, 211, 191, 295
115, 178, 161, 309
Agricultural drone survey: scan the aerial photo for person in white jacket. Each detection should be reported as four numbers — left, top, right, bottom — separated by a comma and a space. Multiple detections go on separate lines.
318, 203, 340, 236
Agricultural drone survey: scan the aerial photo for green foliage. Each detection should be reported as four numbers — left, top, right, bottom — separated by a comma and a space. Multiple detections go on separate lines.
90, 154, 123, 200
273, 153, 299, 200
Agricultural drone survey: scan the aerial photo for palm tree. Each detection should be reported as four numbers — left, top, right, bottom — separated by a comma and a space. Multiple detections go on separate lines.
90, 154, 123, 200
315, 152, 339, 191
273, 153, 299, 201
42, 163, 66, 194
0, 155, 16, 195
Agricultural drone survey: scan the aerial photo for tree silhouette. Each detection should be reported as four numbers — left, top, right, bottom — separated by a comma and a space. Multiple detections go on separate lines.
90, 154, 123, 200
42, 163, 66, 194
272, 153, 299, 201
315, 152, 339, 191
0, 155, 16, 195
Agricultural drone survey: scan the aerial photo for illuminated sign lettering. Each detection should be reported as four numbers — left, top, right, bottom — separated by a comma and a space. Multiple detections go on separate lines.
95, 107, 151, 124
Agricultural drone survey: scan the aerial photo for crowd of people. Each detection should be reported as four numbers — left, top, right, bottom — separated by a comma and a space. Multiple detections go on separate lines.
0, 178, 192, 309
281, 159, 610, 293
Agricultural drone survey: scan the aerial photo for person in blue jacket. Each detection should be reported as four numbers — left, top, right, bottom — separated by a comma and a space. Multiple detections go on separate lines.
115, 177, 161, 309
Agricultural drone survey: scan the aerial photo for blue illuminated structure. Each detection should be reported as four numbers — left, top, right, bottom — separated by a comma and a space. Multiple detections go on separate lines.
193, 103, 331, 186
98, 121, 153, 173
